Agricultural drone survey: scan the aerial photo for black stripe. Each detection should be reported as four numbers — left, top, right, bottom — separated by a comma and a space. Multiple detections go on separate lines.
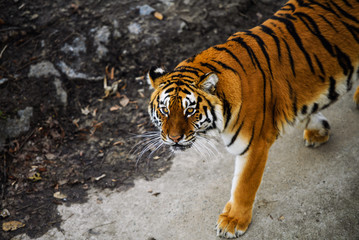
283, 39, 296, 77
202, 98, 218, 129
229, 37, 257, 68
295, 12, 335, 56
328, 77, 339, 101
272, 97, 278, 131
292, 95, 298, 117
230, 36, 268, 133
231, 105, 243, 131
240, 126, 255, 156
260, 25, 282, 59
342, 0, 353, 7
285, 78, 297, 117
334, 45, 353, 76
181, 87, 191, 95
173, 68, 200, 77
330, 0, 359, 23
245, 31, 274, 78
308, 0, 341, 19
221, 92, 232, 129
271, 15, 315, 73
227, 120, 245, 147
170, 74, 195, 80
311, 103, 319, 113
319, 14, 338, 32
176, 66, 205, 74
200, 62, 221, 74
295, 0, 315, 9
301, 105, 308, 115
314, 54, 325, 75
165, 87, 175, 94
211, 60, 238, 75
213, 46, 247, 74
283, 3, 296, 11
342, 21, 359, 43
346, 70, 353, 91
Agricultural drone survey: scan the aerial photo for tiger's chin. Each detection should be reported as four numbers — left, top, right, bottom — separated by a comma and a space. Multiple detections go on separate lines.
170, 143, 193, 152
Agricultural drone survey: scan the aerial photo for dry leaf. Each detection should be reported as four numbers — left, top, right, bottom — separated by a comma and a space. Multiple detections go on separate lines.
92, 108, 98, 117
152, 192, 161, 197
28, 172, 41, 181
113, 141, 123, 146
45, 153, 56, 160
110, 105, 121, 111
2, 221, 25, 231
81, 106, 90, 115
72, 118, 80, 128
278, 215, 285, 221
154, 11, 164, 20
53, 191, 67, 199
120, 95, 130, 107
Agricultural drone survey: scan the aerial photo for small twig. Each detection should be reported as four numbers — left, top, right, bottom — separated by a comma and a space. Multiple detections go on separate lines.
1, 153, 6, 200
0, 44, 8, 59
89, 221, 116, 230
17, 128, 37, 153
0, 27, 22, 32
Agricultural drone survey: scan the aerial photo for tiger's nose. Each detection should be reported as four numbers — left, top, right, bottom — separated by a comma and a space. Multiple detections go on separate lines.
169, 134, 183, 143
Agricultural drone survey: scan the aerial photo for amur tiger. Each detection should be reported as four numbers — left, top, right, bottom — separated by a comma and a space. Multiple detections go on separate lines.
146, 0, 359, 238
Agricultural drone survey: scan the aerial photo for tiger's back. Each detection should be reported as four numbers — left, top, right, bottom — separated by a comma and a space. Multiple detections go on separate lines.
146, 0, 359, 238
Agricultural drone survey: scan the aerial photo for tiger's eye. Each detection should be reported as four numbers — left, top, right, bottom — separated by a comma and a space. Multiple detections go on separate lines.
160, 107, 169, 115
185, 108, 196, 116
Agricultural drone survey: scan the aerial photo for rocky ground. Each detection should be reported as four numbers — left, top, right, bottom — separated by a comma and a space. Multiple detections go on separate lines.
0, 0, 286, 238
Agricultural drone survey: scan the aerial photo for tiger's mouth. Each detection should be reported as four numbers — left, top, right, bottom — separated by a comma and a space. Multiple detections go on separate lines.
171, 143, 193, 151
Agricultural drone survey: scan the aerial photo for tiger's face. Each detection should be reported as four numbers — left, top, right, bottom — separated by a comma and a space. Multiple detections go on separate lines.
147, 67, 223, 151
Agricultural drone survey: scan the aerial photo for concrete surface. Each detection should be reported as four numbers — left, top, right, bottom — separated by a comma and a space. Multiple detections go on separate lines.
17, 92, 359, 239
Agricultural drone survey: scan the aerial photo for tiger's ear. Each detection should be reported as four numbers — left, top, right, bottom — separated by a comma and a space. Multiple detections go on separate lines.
146, 66, 167, 89
198, 73, 218, 94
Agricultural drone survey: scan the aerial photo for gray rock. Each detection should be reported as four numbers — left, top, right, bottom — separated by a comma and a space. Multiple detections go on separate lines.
0, 107, 33, 150
53, 78, 68, 106
137, 5, 155, 16
57, 61, 88, 79
28, 61, 60, 78
57, 61, 102, 81
128, 22, 142, 35
93, 26, 110, 59
0, 78, 8, 85
61, 36, 87, 56
94, 26, 110, 45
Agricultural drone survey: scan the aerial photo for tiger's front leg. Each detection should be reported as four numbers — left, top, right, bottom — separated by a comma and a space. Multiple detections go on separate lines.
216, 138, 272, 238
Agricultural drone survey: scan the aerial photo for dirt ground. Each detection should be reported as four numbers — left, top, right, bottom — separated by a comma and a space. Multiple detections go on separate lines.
0, 0, 286, 239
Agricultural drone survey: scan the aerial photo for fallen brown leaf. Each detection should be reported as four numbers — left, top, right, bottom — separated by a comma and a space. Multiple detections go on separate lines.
120, 95, 130, 107
110, 105, 121, 111
2, 221, 25, 231
53, 191, 67, 199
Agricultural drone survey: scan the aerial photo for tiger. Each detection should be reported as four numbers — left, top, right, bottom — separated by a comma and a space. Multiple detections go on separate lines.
146, 0, 359, 238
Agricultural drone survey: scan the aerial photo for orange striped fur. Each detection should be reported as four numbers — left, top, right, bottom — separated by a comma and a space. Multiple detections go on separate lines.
147, 0, 359, 238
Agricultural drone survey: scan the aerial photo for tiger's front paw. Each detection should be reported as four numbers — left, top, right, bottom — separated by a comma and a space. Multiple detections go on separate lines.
303, 128, 330, 148
215, 213, 247, 238
215, 203, 251, 238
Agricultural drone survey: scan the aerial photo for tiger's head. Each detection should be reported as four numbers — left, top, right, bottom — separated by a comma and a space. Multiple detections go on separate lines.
146, 66, 223, 151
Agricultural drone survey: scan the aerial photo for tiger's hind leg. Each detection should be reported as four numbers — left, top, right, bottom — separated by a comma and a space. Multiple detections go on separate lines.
354, 86, 359, 109
303, 112, 331, 148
